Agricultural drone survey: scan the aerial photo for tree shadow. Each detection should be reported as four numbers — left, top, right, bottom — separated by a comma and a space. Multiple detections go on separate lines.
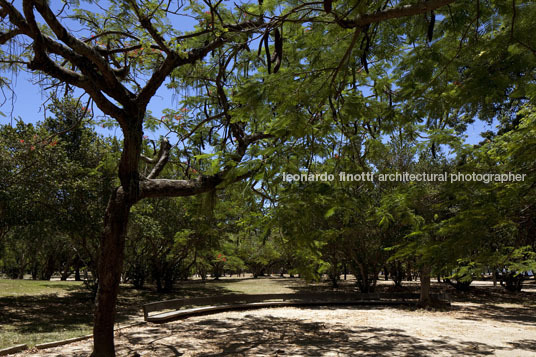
445, 283, 536, 327
509, 339, 536, 351
115, 282, 235, 318
448, 283, 536, 307
2, 278, 535, 351
451, 303, 536, 326
0, 290, 94, 334
119, 309, 508, 356
0, 280, 235, 339
284, 279, 536, 329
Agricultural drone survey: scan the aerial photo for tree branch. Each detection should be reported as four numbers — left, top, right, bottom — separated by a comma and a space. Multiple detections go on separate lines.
147, 138, 172, 179
334, 0, 457, 28
129, 0, 172, 55
137, 15, 269, 109
0, 29, 24, 44
140, 155, 157, 164
137, 37, 225, 108
0, 1, 30, 33
0, 1, 126, 124
139, 173, 225, 199
32, 0, 135, 106
140, 130, 272, 199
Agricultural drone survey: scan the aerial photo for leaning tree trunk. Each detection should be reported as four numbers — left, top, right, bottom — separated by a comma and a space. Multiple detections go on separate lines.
92, 189, 131, 357
92, 123, 142, 357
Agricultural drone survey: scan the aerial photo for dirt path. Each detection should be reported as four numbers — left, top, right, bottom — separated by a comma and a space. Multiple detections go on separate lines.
17, 302, 536, 356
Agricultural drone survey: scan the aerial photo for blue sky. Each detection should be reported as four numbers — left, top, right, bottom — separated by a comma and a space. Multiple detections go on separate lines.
0, 64, 186, 141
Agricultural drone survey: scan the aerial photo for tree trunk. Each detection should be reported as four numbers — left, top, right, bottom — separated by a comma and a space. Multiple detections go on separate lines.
60, 262, 71, 281
163, 269, 174, 292
419, 265, 431, 307
75, 261, 81, 281
155, 276, 163, 292
92, 189, 131, 357
18, 254, 27, 279
91, 117, 143, 356
31, 264, 38, 280
40, 255, 55, 280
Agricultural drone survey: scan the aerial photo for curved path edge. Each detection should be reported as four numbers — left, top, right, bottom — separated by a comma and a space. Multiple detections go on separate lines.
146, 299, 419, 323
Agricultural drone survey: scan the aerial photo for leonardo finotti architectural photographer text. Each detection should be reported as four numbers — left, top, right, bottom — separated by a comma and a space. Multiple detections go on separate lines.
282, 172, 527, 184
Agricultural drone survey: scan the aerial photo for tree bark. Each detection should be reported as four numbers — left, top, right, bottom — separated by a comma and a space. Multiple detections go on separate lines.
92, 188, 132, 357
40, 255, 55, 280
92, 115, 142, 356
419, 265, 431, 307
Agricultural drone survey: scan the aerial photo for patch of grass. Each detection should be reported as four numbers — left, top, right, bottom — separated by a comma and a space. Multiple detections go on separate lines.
0, 279, 84, 297
212, 277, 300, 294
0, 325, 91, 350
0, 277, 311, 349
0, 280, 94, 349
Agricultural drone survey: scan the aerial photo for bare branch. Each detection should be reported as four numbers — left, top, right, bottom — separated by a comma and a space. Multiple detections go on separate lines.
0, 29, 24, 44
0, 1, 126, 123
181, 112, 226, 142
139, 173, 225, 199
0, 1, 30, 33
140, 155, 157, 164
147, 138, 172, 179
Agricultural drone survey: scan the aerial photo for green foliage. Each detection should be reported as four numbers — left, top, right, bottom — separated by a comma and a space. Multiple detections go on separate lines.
0, 98, 115, 282
1, 0, 536, 300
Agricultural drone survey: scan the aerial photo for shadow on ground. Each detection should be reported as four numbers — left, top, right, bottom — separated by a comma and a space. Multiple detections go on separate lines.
1, 277, 535, 351
114, 310, 509, 356
0, 281, 234, 338
0, 291, 94, 334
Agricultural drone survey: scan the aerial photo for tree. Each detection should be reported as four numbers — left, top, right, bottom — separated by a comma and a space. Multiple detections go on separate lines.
6, 0, 522, 354
0, 109, 113, 282
434, 104, 536, 292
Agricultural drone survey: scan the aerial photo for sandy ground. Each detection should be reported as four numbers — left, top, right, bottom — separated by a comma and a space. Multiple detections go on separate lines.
16, 301, 536, 357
